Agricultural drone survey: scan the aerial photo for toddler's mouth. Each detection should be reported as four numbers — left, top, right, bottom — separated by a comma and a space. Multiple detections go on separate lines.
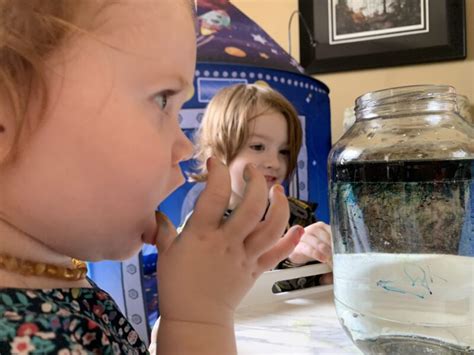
142, 211, 177, 247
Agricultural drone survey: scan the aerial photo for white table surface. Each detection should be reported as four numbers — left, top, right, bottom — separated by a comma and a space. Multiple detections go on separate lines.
235, 289, 362, 354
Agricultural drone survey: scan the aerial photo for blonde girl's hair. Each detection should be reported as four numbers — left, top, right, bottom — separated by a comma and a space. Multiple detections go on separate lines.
192, 83, 302, 182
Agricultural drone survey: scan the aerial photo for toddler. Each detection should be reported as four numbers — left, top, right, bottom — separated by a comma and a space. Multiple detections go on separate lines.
0, 1, 302, 353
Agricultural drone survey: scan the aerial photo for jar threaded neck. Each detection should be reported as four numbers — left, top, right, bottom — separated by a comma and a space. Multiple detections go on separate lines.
355, 85, 459, 120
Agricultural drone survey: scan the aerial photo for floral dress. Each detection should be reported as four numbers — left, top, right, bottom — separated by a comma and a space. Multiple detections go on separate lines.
0, 282, 148, 354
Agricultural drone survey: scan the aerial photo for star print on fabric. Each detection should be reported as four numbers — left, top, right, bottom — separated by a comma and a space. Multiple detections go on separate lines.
289, 58, 305, 73
251, 33, 267, 45
196, 0, 304, 74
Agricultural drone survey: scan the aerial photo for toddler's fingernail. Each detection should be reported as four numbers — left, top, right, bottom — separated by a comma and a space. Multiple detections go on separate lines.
206, 157, 213, 172
156, 211, 176, 236
156, 211, 169, 233
273, 184, 284, 194
293, 226, 304, 245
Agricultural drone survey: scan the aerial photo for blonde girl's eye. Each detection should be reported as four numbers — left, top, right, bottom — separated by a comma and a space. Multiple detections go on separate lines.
280, 149, 290, 156
250, 144, 265, 151
153, 92, 169, 110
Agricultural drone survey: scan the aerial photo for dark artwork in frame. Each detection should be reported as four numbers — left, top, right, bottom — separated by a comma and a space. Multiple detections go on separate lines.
299, 0, 466, 74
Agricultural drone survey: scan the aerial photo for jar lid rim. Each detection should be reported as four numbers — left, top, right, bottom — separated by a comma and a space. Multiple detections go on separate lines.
356, 84, 456, 108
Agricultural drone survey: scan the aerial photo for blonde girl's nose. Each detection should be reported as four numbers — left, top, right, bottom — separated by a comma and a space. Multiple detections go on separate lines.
265, 150, 280, 169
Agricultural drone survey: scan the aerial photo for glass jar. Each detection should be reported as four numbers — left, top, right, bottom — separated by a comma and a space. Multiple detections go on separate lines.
328, 85, 474, 354
458, 94, 472, 125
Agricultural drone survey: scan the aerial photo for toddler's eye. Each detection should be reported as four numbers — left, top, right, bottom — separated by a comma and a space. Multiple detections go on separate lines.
153, 92, 168, 110
250, 144, 265, 151
280, 149, 290, 156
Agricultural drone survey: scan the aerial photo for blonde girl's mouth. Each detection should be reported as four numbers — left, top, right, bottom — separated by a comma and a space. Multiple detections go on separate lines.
264, 175, 277, 183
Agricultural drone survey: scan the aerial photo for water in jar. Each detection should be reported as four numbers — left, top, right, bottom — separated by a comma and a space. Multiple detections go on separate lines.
330, 159, 474, 354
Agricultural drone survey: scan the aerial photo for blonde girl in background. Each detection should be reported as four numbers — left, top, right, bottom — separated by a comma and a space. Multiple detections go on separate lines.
0, 1, 303, 354
190, 83, 333, 289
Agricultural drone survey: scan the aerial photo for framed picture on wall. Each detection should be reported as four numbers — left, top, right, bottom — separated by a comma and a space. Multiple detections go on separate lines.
299, 0, 466, 74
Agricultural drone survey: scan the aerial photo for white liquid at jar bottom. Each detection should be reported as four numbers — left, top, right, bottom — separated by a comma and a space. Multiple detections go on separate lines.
334, 253, 474, 354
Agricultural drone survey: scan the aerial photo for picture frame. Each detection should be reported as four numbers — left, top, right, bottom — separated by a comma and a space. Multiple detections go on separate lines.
299, 0, 466, 74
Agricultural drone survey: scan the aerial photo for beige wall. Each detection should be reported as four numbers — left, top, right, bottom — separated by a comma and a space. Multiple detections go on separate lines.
232, 0, 474, 143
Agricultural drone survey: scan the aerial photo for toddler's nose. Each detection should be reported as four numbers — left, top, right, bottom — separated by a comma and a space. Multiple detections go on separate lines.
173, 128, 193, 164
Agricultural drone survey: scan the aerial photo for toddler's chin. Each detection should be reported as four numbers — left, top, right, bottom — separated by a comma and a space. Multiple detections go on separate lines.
117, 242, 144, 261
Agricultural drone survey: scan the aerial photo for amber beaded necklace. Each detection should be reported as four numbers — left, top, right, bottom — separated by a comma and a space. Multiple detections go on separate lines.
0, 254, 88, 281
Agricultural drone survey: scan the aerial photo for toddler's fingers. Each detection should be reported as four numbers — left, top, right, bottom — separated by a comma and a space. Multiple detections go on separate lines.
154, 211, 177, 253
224, 164, 270, 240
243, 184, 289, 257
188, 157, 231, 231
256, 225, 304, 271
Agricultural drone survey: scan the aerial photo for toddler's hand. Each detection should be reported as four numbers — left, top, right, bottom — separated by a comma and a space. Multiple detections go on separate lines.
154, 158, 303, 327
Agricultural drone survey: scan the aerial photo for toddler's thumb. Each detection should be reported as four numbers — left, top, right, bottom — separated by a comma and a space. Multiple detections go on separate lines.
154, 211, 177, 253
